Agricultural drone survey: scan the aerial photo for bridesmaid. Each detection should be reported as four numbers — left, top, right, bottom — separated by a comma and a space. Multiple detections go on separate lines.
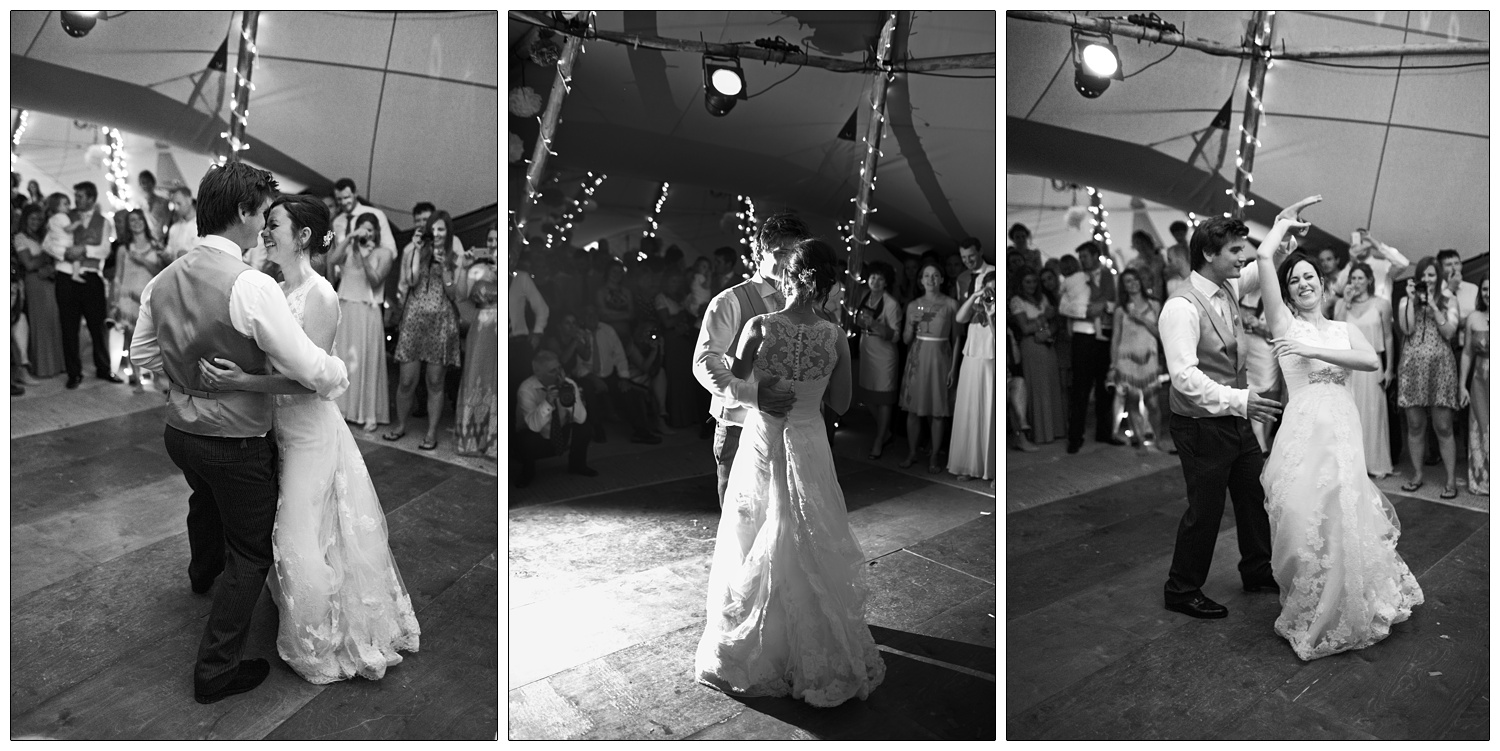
949, 270, 997, 482
1007, 266, 1064, 444
455, 225, 499, 457
1334, 263, 1395, 478
898, 261, 958, 471
1459, 277, 1488, 495
855, 262, 903, 459
329, 213, 395, 432
13, 204, 63, 379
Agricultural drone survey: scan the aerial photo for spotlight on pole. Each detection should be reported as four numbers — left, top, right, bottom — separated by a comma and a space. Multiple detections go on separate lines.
703, 56, 746, 117
1072, 31, 1124, 98
60, 11, 100, 38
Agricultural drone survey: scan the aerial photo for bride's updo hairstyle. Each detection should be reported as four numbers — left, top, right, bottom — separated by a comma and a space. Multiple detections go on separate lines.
267, 194, 333, 255
780, 237, 839, 304
1277, 250, 1321, 309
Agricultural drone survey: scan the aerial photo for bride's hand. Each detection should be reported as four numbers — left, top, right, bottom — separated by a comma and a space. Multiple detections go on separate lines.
198, 357, 248, 391
1276, 195, 1323, 225
1269, 337, 1318, 361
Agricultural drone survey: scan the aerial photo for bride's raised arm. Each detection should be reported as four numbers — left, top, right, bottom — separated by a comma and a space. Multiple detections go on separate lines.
1255, 195, 1320, 339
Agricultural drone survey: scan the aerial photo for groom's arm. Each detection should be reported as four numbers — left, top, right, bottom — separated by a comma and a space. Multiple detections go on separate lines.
692, 290, 758, 409
129, 278, 164, 382
229, 271, 349, 400
1159, 297, 1248, 418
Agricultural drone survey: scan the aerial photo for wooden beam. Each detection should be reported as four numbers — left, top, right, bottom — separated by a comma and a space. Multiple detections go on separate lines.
1275, 41, 1488, 59
517, 33, 584, 238
509, 10, 993, 73
1231, 12, 1273, 222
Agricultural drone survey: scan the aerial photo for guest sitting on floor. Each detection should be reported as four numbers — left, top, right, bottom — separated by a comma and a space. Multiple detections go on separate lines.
516, 350, 597, 488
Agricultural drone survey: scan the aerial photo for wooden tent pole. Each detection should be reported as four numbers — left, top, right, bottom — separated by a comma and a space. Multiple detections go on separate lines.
225, 11, 259, 164
1231, 11, 1273, 221
1008, 10, 1487, 59
516, 33, 584, 241
847, 11, 898, 298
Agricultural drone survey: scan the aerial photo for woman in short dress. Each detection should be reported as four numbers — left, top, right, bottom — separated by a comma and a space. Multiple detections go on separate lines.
1334, 263, 1395, 477
1458, 276, 1488, 495
1396, 256, 1462, 499
1107, 269, 1163, 451
329, 213, 395, 432
111, 209, 167, 390
855, 262, 903, 459
386, 210, 462, 451
898, 261, 958, 471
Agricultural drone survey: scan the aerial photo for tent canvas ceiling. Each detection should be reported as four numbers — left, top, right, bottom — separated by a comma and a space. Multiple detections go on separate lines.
12, 10, 499, 228
507, 10, 996, 257
1006, 10, 1488, 261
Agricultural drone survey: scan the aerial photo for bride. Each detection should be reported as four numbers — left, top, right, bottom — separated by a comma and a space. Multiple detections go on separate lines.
198, 195, 420, 683
1255, 196, 1423, 661
694, 237, 886, 707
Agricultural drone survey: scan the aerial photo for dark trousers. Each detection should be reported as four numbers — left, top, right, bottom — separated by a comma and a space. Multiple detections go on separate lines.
55, 273, 110, 379
163, 426, 280, 694
713, 421, 743, 508
1164, 413, 1273, 604
516, 421, 591, 486
509, 336, 533, 440
1068, 332, 1114, 445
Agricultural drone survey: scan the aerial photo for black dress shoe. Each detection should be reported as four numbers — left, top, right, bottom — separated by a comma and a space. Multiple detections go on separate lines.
194, 658, 270, 704
1066, 441, 1082, 454
1097, 436, 1126, 446
98, 373, 124, 384
1242, 579, 1279, 593
65, 375, 83, 389
1164, 595, 1229, 619
191, 578, 215, 595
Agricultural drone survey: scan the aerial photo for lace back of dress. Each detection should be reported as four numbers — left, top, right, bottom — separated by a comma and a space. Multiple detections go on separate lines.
755, 316, 839, 384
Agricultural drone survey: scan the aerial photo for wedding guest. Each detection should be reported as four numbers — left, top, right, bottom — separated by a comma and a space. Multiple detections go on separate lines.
515, 350, 595, 488
655, 266, 701, 428
110, 209, 167, 390
387, 210, 462, 451
50, 183, 117, 389
1008, 266, 1064, 444
1164, 220, 1191, 297
1459, 276, 1488, 495
1439, 249, 1479, 321
455, 231, 499, 458
563, 307, 661, 445
949, 270, 997, 480
1127, 231, 1167, 303
1315, 247, 1346, 316
1059, 240, 1120, 452
898, 261, 958, 471
1336, 229, 1410, 301
1334, 263, 1395, 477
11, 248, 25, 394
329, 212, 395, 432
855, 261, 902, 459
1007, 224, 1041, 271
164, 185, 203, 261
1397, 256, 1462, 498
14, 203, 63, 378
944, 253, 966, 298
1108, 268, 1164, 451
625, 323, 671, 435
595, 261, 636, 341
137, 170, 172, 239
896, 254, 922, 304
330, 178, 396, 261
25, 179, 43, 207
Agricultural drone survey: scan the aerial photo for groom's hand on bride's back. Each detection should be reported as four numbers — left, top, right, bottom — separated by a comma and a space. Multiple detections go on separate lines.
1247, 393, 1283, 424
756, 375, 795, 418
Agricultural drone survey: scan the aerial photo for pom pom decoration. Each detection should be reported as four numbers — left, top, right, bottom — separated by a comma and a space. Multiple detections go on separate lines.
509, 132, 524, 163
84, 143, 110, 170
529, 38, 561, 67
509, 86, 543, 118
1065, 205, 1089, 230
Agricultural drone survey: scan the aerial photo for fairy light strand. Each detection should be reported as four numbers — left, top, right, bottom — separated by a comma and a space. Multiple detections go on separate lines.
1230, 11, 1275, 219
644, 181, 670, 238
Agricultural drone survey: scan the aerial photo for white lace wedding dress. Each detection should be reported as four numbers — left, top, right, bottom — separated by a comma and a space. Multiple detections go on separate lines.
1263, 317, 1423, 661
694, 315, 886, 707
268, 274, 420, 684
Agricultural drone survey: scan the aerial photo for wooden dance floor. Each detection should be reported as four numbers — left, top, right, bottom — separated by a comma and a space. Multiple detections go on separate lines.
1006, 457, 1489, 740
10, 399, 498, 740
506, 420, 998, 740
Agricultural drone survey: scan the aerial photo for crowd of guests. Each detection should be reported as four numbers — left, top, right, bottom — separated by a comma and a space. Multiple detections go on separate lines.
10, 170, 501, 459
511, 223, 998, 489
1004, 219, 1489, 499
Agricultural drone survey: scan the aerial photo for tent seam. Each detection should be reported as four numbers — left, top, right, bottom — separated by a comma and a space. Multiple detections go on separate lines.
367, 13, 399, 203
1365, 13, 1410, 232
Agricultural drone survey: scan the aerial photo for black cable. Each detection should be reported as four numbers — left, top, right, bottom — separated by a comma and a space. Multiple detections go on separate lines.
906, 70, 995, 78
746, 44, 807, 98
1123, 43, 1177, 79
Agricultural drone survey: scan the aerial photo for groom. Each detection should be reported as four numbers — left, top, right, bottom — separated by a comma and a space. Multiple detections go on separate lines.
130, 162, 349, 703
1159, 216, 1284, 619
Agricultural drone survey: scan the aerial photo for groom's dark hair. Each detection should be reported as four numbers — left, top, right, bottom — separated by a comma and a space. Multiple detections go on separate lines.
1188, 217, 1249, 271
197, 162, 278, 237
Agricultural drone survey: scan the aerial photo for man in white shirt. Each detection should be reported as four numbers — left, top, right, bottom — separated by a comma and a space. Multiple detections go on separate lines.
515, 349, 595, 488
1159, 212, 1296, 620
693, 212, 804, 506
129, 161, 348, 705
1058, 241, 1120, 452
331, 177, 396, 268
1438, 249, 1478, 322
51, 181, 117, 388
138, 170, 172, 239
164, 185, 203, 262
1335, 229, 1410, 303
508, 241, 549, 424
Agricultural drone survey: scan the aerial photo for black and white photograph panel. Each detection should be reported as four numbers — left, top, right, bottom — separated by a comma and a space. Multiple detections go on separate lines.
1005, 10, 1486, 740
506, 10, 995, 740
10, 10, 499, 740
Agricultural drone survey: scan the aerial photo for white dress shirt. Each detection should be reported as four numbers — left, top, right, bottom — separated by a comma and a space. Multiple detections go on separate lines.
131, 234, 350, 403
165, 215, 203, 262
1159, 267, 1267, 419
1058, 267, 1112, 336
692, 275, 782, 426
591, 322, 631, 379
508, 270, 549, 338
517, 374, 587, 437
48, 207, 114, 276
1335, 242, 1410, 302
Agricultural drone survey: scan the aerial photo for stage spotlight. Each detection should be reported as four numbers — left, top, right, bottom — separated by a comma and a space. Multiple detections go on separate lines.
703, 56, 746, 117
60, 11, 100, 38
1072, 31, 1124, 98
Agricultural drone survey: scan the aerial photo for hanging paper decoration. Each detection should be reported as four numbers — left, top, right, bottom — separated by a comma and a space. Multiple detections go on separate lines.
509, 132, 524, 163
529, 34, 562, 67
1065, 205, 1088, 230
509, 86, 543, 117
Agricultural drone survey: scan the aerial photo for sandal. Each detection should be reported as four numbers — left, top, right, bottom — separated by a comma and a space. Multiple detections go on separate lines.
927, 464, 943, 474
382, 429, 406, 442
1399, 479, 1424, 493
898, 457, 916, 468
1440, 485, 1458, 499
418, 437, 438, 451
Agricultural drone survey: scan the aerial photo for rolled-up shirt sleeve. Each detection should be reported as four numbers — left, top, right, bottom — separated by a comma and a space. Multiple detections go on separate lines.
1159, 297, 1248, 418
129, 278, 163, 376
230, 271, 349, 400
692, 291, 758, 409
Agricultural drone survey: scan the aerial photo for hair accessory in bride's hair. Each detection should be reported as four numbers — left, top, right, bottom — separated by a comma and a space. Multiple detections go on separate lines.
322, 230, 334, 247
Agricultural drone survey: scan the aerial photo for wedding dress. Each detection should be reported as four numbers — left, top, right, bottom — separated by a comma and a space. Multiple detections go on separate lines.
695, 315, 886, 707
268, 274, 420, 684
1262, 317, 1423, 661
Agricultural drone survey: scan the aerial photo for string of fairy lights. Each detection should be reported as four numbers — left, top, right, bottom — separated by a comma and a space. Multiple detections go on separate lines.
103, 127, 130, 204
1086, 186, 1111, 261
1225, 10, 1275, 219
216, 15, 260, 165
734, 193, 759, 258
11, 110, 28, 170
546, 171, 606, 249
643, 181, 670, 238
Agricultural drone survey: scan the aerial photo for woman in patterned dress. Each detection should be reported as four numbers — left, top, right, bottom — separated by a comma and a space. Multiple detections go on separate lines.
386, 210, 462, 451
111, 209, 168, 391
1396, 256, 1462, 499
1458, 276, 1488, 495
454, 226, 500, 457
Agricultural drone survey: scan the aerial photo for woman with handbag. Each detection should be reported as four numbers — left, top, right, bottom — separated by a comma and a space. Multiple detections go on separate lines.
386, 211, 463, 451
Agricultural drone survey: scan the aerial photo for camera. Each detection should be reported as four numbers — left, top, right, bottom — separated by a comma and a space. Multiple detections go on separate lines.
1413, 284, 1428, 305
557, 380, 576, 407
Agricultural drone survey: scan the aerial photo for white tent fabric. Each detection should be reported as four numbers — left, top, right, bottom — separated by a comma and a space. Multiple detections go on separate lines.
12, 10, 498, 228
1006, 10, 1488, 262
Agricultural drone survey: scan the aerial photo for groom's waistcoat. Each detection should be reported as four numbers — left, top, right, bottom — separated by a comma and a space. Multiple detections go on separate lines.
150, 247, 273, 437
1168, 283, 1247, 419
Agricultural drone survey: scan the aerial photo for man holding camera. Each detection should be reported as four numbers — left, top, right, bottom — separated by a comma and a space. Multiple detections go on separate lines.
515, 349, 596, 489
